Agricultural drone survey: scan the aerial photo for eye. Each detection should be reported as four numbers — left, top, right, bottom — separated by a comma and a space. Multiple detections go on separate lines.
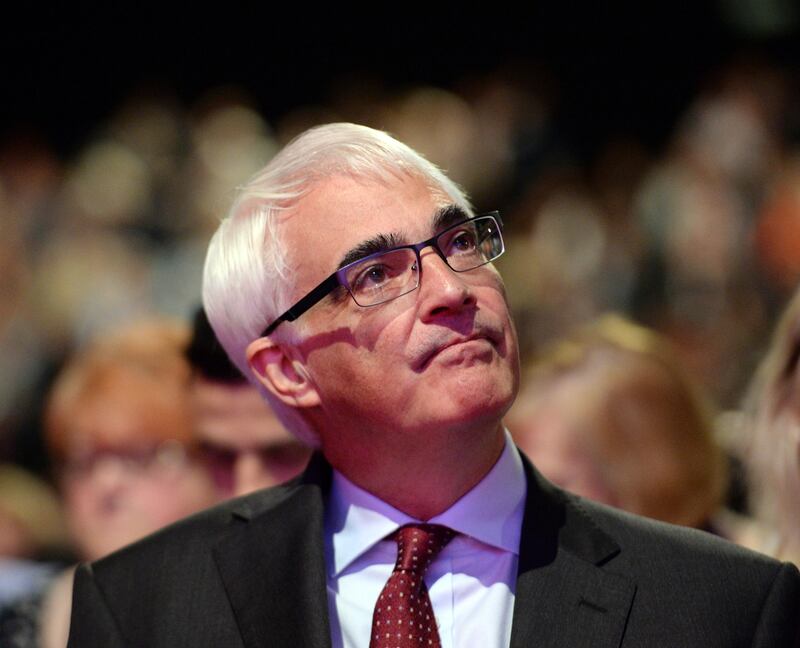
352, 263, 391, 291
364, 265, 388, 284
448, 229, 478, 254
343, 248, 415, 302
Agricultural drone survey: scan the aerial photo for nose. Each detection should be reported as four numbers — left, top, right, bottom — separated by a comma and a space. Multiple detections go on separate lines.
89, 456, 128, 491
80, 457, 129, 512
417, 247, 476, 321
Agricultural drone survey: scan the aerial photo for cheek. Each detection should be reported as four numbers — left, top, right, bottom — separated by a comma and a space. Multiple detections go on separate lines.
309, 345, 401, 408
485, 287, 518, 348
63, 481, 98, 518
140, 470, 207, 512
308, 309, 413, 389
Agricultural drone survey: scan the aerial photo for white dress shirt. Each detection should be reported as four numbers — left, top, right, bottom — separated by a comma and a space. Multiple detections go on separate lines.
324, 430, 527, 648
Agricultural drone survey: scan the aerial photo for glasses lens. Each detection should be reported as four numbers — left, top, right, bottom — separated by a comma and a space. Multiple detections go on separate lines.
344, 247, 419, 307
438, 215, 504, 272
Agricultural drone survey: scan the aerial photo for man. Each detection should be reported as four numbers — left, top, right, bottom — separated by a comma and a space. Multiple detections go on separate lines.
186, 306, 311, 500
68, 123, 800, 647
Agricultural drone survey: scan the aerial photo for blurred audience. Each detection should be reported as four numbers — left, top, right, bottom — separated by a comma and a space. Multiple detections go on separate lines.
0, 465, 67, 564
186, 307, 311, 500
754, 154, 800, 295
507, 314, 729, 531
33, 318, 215, 648
0, 464, 67, 647
0, 464, 68, 620
738, 286, 800, 564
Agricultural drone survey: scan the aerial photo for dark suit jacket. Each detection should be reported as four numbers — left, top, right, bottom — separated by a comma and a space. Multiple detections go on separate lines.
68, 452, 800, 647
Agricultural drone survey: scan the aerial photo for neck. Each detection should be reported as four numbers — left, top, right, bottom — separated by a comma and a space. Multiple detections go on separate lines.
322, 421, 506, 520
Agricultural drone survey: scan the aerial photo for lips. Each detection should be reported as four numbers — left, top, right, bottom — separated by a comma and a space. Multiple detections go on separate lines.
414, 329, 500, 371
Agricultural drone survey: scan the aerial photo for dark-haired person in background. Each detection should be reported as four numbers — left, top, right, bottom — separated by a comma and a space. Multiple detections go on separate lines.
186, 307, 311, 500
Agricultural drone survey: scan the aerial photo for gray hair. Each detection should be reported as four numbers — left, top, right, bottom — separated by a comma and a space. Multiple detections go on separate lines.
202, 123, 473, 446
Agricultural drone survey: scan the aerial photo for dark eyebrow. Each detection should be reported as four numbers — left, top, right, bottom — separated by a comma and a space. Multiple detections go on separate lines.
337, 232, 405, 270
334, 204, 470, 271
432, 204, 470, 234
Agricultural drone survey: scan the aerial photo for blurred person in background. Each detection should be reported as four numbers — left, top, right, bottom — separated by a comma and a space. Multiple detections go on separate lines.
0, 464, 68, 596
0, 465, 69, 647
507, 314, 729, 532
629, 61, 787, 407
186, 307, 311, 500
45, 318, 215, 559
35, 319, 215, 648
754, 154, 800, 300
739, 286, 800, 565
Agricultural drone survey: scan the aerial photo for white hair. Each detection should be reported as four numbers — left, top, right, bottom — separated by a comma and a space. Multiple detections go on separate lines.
202, 123, 473, 446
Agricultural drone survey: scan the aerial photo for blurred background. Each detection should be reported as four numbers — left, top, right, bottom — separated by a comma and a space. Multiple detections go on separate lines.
2, 2, 800, 478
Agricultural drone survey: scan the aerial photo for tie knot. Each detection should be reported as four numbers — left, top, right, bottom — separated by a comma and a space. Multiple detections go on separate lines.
393, 524, 455, 574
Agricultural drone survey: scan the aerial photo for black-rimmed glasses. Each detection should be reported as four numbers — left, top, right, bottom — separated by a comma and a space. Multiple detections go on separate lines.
261, 212, 504, 336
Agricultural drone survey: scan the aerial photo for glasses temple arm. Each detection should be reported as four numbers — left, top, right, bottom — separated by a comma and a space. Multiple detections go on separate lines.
261, 273, 341, 336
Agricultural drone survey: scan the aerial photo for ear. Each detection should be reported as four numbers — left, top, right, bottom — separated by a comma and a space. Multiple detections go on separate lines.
246, 337, 321, 409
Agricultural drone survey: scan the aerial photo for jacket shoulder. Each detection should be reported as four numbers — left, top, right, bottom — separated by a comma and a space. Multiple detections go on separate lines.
94, 480, 299, 574
576, 493, 782, 571
70, 480, 312, 647
571, 495, 800, 645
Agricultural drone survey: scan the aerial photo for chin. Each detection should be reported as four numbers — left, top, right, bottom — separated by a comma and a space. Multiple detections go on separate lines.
427, 371, 517, 430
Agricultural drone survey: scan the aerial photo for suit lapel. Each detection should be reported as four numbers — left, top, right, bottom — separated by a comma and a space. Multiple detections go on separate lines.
211, 450, 635, 647
510, 456, 636, 648
213, 454, 333, 648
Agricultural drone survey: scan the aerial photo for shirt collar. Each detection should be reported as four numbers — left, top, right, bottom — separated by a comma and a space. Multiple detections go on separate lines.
324, 429, 527, 577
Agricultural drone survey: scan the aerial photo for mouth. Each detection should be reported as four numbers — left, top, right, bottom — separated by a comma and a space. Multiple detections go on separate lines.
416, 332, 499, 371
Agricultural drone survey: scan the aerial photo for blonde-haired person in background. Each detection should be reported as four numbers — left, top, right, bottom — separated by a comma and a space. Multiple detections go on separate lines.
507, 314, 729, 531
739, 288, 800, 565
38, 318, 215, 648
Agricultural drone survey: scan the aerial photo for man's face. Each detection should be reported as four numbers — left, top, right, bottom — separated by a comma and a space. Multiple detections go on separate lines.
277, 173, 519, 458
191, 377, 311, 499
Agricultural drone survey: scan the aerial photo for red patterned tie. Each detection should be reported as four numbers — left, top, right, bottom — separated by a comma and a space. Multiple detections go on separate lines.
369, 524, 455, 648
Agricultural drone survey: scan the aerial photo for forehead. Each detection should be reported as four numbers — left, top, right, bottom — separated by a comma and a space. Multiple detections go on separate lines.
281, 173, 448, 296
